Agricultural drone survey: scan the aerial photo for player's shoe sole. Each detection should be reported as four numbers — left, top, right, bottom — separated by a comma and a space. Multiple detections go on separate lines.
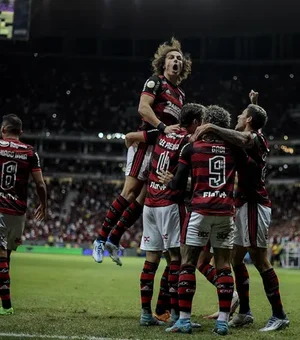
105, 240, 122, 266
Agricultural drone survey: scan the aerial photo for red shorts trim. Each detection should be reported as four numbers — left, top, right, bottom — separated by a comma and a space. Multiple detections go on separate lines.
128, 143, 148, 178
248, 203, 258, 247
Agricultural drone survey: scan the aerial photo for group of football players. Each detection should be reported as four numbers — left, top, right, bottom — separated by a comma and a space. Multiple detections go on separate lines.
92, 38, 290, 336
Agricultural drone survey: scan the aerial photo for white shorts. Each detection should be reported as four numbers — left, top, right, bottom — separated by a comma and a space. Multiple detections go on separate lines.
0, 214, 26, 251
181, 212, 235, 249
125, 143, 153, 182
141, 204, 185, 251
234, 202, 271, 248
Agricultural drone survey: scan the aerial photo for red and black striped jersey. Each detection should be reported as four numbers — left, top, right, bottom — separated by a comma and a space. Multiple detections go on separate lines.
143, 128, 189, 207
179, 140, 247, 216
139, 75, 185, 131
236, 131, 271, 207
0, 138, 41, 215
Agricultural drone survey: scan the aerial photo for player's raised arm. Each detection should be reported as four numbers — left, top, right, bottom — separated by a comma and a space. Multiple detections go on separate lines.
30, 152, 47, 220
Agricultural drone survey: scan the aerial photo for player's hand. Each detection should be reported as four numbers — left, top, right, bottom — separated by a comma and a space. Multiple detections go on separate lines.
190, 123, 212, 142
125, 137, 138, 149
164, 124, 180, 134
35, 204, 47, 221
157, 170, 174, 185
249, 90, 259, 105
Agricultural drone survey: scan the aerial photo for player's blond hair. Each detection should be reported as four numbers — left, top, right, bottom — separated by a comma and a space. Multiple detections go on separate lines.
151, 37, 192, 85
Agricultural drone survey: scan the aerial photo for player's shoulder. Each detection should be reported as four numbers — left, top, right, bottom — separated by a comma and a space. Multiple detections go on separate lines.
142, 75, 162, 94
0, 139, 34, 151
144, 75, 162, 87
251, 130, 269, 152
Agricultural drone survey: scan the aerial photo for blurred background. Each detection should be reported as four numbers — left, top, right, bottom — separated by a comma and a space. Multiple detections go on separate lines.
0, 0, 299, 267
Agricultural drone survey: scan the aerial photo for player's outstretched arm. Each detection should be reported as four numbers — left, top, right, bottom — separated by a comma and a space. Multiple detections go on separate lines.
192, 124, 253, 148
209, 125, 254, 148
31, 171, 47, 221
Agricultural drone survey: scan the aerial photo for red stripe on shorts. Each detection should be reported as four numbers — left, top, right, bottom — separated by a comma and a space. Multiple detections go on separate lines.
178, 204, 186, 233
248, 203, 258, 247
129, 143, 148, 179
180, 211, 191, 244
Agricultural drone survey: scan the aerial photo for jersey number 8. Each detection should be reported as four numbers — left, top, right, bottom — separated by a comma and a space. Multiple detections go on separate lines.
1, 161, 18, 190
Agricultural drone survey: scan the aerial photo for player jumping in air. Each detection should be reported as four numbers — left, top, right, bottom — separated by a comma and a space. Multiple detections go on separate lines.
0, 114, 47, 315
192, 91, 289, 332
93, 38, 192, 266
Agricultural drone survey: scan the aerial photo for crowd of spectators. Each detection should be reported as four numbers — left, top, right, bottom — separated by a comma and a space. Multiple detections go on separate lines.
1, 55, 300, 138
23, 180, 300, 249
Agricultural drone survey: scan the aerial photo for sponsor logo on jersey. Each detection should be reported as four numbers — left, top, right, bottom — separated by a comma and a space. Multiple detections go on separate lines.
0, 141, 9, 147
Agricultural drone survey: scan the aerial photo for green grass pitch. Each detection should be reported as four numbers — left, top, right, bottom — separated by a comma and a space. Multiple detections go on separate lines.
2, 253, 299, 340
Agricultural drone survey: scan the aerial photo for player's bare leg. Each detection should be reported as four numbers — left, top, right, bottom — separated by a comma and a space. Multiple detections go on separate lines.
140, 250, 166, 326
0, 248, 13, 315
212, 247, 234, 335
93, 176, 144, 264
166, 244, 202, 333
229, 245, 254, 328
248, 247, 289, 332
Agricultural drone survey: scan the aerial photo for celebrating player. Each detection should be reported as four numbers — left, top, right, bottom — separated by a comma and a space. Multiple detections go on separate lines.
126, 103, 205, 326
160, 106, 247, 335
192, 91, 289, 332
93, 37, 192, 265
0, 114, 47, 315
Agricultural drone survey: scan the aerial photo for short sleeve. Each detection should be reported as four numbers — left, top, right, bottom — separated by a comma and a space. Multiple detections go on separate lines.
141, 76, 162, 98
144, 129, 160, 145
30, 151, 41, 172
251, 132, 269, 155
179, 143, 192, 165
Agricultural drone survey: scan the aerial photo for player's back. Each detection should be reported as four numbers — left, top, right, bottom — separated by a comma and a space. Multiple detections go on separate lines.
145, 128, 189, 207
0, 138, 40, 215
236, 131, 271, 207
188, 139, 240, 216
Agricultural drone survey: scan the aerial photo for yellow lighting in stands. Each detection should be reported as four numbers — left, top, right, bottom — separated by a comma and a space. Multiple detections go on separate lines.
280, 145, 294, 154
